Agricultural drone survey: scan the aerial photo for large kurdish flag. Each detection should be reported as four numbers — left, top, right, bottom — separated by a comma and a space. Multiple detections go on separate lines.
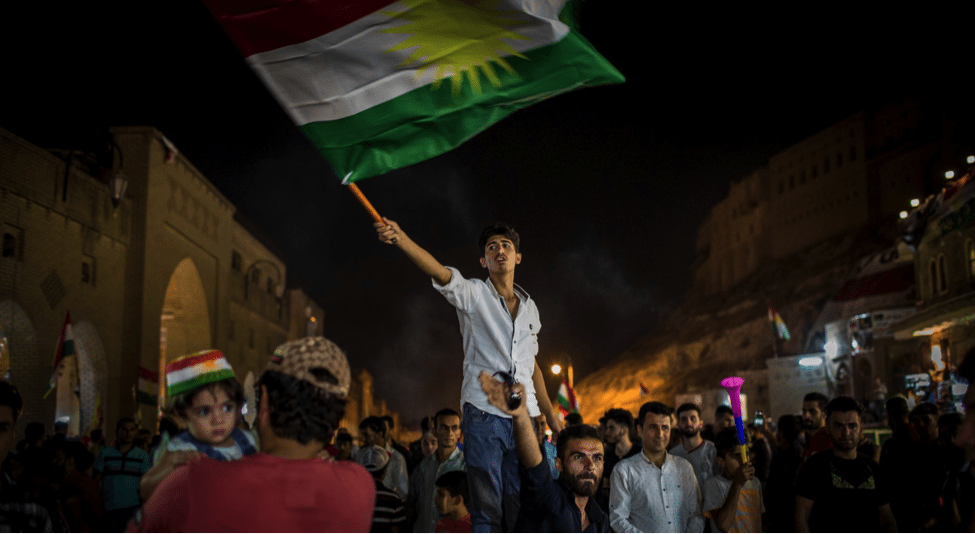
201, 0, 624, 182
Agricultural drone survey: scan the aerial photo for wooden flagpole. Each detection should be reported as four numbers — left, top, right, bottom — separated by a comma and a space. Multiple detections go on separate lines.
346, 182, 397, 243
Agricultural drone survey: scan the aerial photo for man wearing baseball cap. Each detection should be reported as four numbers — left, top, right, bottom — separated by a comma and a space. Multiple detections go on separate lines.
357, 445, 407, 532
129, 337, 375, 532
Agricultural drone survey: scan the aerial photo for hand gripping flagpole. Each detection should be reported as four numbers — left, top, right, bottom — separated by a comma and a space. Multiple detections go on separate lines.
720, 376, 749, 464
344, 173, 396, 243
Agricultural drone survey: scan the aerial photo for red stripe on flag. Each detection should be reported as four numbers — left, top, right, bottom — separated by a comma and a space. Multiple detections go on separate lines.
201, 0, 398, 57
167, 350, 223, 373
138, 367, 159, 383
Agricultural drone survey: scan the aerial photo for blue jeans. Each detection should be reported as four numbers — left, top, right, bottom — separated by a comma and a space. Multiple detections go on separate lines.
463, 403, 521, 532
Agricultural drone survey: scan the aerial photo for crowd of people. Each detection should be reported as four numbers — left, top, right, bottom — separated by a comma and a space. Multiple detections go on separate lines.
1, 344, 973, 533
1, 221, 974, 532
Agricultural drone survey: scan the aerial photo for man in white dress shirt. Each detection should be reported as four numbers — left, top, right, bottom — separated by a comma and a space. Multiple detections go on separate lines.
610, 401, 704, 533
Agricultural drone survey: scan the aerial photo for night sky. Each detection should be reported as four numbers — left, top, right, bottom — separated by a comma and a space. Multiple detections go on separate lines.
3, 2, 963, 425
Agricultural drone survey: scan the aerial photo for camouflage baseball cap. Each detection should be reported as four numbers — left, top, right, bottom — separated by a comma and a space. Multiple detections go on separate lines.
265, 337, 351, 398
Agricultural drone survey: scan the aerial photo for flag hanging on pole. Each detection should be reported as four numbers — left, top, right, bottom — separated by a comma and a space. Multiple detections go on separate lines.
137, 367, 160, 406
767, 303, 790, 341
200, 0, 625, 182
557, 379, 579, 417
44, 312, 73, 399
639, 382, 650, 397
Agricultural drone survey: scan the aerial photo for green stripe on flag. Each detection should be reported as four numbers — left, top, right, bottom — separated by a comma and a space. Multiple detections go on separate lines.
302, 32, 624, 181
137, 391, 158, 406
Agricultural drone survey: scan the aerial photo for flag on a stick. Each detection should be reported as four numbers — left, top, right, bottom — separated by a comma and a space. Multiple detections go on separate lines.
557, 379, 579, 417
200, 0, 625, 182
44, 312, 74, 399
137, 367, 159, 406
767, 303, 790, 341
639, 382, 650, 397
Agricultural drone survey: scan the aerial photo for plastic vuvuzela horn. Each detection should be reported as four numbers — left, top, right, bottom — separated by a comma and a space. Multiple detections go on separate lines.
720, 376, 749, 464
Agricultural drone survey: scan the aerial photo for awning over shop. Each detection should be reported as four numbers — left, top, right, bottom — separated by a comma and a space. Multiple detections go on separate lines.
892, 298, 975, 340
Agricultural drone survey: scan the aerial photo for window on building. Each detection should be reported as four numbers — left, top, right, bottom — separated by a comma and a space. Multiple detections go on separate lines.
231, 250, 242, 271
967, 239, 975, 281
823, 156, 830, 173
850, 146, 857, 162
811, 165, 818, 178
2, 226, 24, 261
81, 256, 96, 286
250, 268, 260, 284
799, 170, 806, 185
228, 320, 235, 341
837, 152, 843, 167
249, 328, 255, 349
266, 277, 276, 294
778, 180, 784, 194
929, 259, 938, 298
789, 175, 795, 189
937, 254, 948, 295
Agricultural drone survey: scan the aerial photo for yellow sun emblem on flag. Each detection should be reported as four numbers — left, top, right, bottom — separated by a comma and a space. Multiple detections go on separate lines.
381, 0, 533, 96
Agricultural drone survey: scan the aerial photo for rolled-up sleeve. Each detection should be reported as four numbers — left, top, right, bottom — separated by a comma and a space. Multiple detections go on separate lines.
432, 267, 478, 312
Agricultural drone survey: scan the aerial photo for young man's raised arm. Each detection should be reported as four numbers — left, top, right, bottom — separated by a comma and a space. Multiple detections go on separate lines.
375, 219, 451, 286
532, 361, 563, 436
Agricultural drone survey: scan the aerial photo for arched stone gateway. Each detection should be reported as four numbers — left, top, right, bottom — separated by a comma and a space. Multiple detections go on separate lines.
159, 258, 212, 403
0, 301, 38, 425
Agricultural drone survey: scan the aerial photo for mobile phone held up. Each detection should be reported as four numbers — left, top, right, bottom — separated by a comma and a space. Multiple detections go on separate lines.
753, 411, 764, 426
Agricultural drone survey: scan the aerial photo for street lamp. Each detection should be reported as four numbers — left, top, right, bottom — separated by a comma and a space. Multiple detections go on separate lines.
244, 259, 284, 300
550, 354, 574, 389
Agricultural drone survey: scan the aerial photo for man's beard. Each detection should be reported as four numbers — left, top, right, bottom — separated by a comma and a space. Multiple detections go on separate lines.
563, 471, 599, 497
801, 419, 818, 430
680, 427, 700, 438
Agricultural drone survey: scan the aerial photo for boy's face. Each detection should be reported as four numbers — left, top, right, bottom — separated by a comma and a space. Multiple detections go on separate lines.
185, 388, 237, 447
717, 449, 743, 478
479, 235, 521, 274
421, 432, 438, 457
361, 427, 385, 448
434, 486, 457, 517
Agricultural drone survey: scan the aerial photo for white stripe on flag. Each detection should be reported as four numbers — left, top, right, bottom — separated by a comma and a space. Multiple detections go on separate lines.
167, 359, 232, 386
246, 0, 571, 125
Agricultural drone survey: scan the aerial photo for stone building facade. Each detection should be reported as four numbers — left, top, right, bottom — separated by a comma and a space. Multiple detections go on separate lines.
0, 126, 400, 440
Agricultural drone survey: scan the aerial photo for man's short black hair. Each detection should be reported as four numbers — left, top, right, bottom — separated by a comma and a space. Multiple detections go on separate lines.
938, 413, 963, 440
336, 433, 353, 445
435, 470, 470, 507
359, 416, 386, 436
555, 424, 602, 461
380, 415, 394, 429
713, 427, 741, 458
886, 396, 910, 420
825, 396, 863, 419
803, 392, 829, 411
676, 403, 702, 419
434, 408, 461, 428
714, 405, 734, 418
0, 382, 23, 423
170, 378, 245, 419
638, 401, 673, 426
565, 413, 583, 426
909, 402, 939, 419
478, 222, 520, 256
776, 414, 802, 443
258, 370, 346, 445
115, 417, 136, 432
603, 408, 634, 429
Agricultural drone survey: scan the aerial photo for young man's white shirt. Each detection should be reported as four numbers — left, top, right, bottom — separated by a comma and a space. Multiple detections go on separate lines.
609, 451, 704, 533
433, 266, 542, 418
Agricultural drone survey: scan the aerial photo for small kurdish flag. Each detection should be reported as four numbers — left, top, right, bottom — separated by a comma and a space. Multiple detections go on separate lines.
137, 367, 160, 406
166, 349, 236, 397
200, 0, 625, 182
767, 303, 790, 341
556, 379, 579, 417
44, 312, 74, 399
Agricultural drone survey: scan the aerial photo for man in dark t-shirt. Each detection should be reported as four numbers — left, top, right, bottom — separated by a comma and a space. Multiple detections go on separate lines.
794, 396, 896, 532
